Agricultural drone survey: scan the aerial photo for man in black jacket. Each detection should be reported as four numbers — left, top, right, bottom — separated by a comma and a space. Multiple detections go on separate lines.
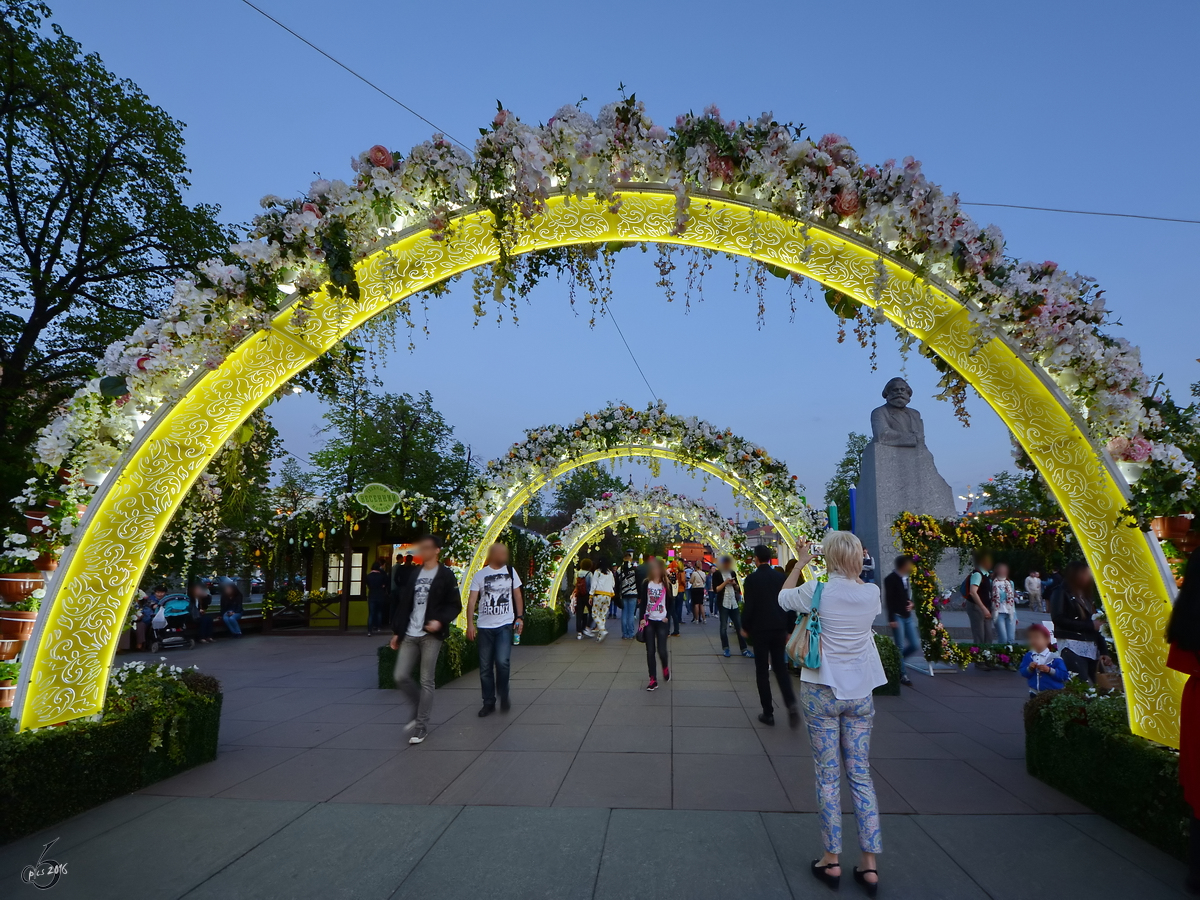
388, 534, 462, 745
883, 555, 917, 686
740, 544, 799, 728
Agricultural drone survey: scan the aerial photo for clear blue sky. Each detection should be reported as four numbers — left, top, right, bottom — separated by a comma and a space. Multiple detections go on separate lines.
48, 0, 1200, 518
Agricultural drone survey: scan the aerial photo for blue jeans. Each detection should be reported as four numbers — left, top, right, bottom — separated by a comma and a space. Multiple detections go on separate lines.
891, 614, 921, 658
620, 597, 638, 638
718, 604, 747, 652
993, 611, 1016, 644
222, 611, 242, 635
477, 624, 513, 707
368, 599, 389, 632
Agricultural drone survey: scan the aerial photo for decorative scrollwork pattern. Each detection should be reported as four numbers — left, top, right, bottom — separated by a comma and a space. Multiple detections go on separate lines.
17, 190, 1180, 746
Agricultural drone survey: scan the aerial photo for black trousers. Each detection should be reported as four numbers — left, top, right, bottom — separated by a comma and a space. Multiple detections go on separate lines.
645, 620, 670, 679
1062, 647, 1098, 684
752, 630, 795, 715
1190, 812, 1200, 889
575, 602, 590, 635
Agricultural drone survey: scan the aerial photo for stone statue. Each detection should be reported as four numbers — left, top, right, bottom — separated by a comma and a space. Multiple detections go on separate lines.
871, 377, 925, 448
856, 376, 959, 602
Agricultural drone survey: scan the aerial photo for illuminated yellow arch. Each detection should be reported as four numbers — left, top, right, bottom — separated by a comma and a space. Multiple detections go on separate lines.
16, 188, 1181, 746
460, 444, 808, 610
548, 512, 747, 607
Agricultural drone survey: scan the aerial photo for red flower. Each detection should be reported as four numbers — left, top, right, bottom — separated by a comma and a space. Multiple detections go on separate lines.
367, 145, 394, 169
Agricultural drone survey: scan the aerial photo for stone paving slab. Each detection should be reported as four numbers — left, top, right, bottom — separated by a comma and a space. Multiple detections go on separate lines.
2, 623, 1187, 896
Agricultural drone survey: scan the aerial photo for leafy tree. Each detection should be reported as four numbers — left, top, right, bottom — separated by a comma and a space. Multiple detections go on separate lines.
979, 469, 1062, 521
0, 1, 230, 512
824, 432, 869, 529
310, 385, 476, 504
547, 463, 628, 524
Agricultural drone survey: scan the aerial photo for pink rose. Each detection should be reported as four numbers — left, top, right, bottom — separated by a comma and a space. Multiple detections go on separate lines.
493, 109, 509, 128
833, 189, 860, 218
367, 145, 393, 169
301, 202, 321, 219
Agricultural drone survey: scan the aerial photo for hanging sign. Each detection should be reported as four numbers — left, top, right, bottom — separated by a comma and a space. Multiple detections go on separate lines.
355, 483, 401, 515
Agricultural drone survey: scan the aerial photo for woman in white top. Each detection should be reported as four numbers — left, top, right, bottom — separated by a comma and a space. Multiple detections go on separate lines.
778, 531, 886, 896
587, 560, 616, 642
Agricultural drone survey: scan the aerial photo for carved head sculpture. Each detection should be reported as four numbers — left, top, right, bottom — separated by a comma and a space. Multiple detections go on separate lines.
882, 377, 913, 409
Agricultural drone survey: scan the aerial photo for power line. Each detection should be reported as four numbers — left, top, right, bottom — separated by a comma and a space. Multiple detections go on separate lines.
236, 0, 468, 150
962, 201, 1200, 226
602, 300, 659, 404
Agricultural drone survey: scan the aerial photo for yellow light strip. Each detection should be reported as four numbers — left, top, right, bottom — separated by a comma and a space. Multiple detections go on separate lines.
15, 190, 1179, 746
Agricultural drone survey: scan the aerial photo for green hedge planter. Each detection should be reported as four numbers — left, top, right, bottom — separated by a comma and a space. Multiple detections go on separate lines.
378, 624, 480, 689
1025, 690, 1188, 859
0, 690, 222, 844
521, 605, 568, 645
873, 632, 902, 696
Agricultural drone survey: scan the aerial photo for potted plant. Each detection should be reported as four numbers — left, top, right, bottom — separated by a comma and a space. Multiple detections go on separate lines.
0, 544, 42, 607
0, 660, 19, 707
0, 588, 41, 641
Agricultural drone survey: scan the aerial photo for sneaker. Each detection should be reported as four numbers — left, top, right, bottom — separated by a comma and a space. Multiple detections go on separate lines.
723, 648, 731, 658
742, 649, 755, 658
596, 632, 607, 642
584, 628, 596, 638
500, 696, 511, 712
663, 667, 671, 682
646, 679, 658, 691
758, 712, 775, 726
900, 675, 913, 687
577, 634, 583, 640
478, 704, 495, 717
787, 705, 801, 729
408, 727, 427, 744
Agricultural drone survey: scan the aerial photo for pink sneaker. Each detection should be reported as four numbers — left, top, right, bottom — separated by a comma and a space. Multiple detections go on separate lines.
646, 679, 658, 691
663, 667, 671, 682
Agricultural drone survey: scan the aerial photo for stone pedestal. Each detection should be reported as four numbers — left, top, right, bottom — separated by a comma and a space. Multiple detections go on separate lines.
857, 441, 960, 590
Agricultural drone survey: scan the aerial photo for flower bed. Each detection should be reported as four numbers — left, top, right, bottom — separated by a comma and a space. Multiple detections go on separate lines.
0, 662, 221, 843
961, 642, 1027, 670
1025, 683, 1187, 859
376, 625, 480, 689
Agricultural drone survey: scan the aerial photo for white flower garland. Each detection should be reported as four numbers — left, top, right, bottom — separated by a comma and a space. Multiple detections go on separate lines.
14, 98, 1197, 560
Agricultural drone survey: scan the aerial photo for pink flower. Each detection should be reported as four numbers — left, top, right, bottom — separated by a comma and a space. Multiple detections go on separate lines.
367, 145, 393, 169
135, 355, 151, 371
301, 202, 321, 219
833, 190, 860, 218
493, 109, 509, 128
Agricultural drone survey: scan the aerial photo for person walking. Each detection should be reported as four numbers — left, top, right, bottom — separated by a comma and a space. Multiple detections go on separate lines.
883, 555, 918, 686
1050, 560, 1112, 684
740, 544, 798, 727
714, 556, 751, 658
689, 565, 707, 624
779, 532, 887, 896
706, 566, 717, 617
466, 542, 524, 716
990, 562, 1017, 644
964, 551, 995, 646
588, 559, 616, 642
1166, 549, 1200, 894
391, 553, 417, 620
1025, 570, 1043, 613
667, 562, 683, 636
389, 534, 462, 745
570, 560, 592, 640
617, 550, 640, 640
366, 561, 390, 636
638, 557, 671, 690
859, 548, 875, 584
219, 583, 244, 637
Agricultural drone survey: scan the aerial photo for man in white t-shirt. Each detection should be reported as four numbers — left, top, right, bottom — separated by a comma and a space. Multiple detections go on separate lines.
467, 542, 524, 716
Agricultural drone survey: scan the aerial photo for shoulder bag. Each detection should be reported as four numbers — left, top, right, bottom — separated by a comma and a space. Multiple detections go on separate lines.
785, 582, 824, 669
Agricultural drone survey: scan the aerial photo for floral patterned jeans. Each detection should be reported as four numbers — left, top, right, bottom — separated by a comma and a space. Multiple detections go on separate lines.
800, 682, 882, 854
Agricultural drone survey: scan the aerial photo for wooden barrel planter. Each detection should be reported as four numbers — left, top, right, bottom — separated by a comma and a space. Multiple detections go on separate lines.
1153, 516, 1194, 542
0, 679, 14, 708
0, 572, 41, 605
0, 639, 21, 660
0, 608, 37, 641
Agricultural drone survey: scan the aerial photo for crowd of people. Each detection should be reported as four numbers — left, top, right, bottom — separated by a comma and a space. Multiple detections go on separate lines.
388, 529, 889, 894
132, 580, 245, 651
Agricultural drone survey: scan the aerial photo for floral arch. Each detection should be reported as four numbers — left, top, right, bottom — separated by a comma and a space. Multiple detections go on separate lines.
449, 402, 824, 608
8, 99, 1190, 744
544, 487, 752, 606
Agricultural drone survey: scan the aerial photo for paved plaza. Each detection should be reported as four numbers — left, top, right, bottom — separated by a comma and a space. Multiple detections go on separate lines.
2, 624, 1188, 898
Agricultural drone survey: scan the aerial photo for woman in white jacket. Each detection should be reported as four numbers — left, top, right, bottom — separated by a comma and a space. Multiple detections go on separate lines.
779, 531, 887, 897
587, 559, 616, 642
